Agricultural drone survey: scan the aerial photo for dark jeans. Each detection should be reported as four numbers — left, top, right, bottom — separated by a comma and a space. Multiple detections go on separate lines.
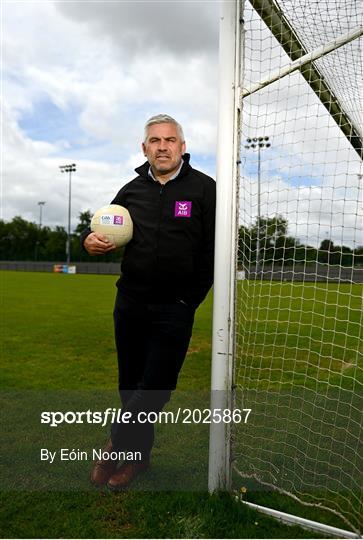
110, 291, 195, 460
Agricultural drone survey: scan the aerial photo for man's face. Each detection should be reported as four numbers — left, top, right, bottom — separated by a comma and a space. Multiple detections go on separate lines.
142, 123, 186, 178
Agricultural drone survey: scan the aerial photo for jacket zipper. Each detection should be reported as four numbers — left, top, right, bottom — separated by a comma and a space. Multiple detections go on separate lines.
155, 183, 165, 266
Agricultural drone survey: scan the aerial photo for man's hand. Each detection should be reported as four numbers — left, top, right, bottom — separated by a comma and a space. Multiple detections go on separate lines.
84, 232, 117, 255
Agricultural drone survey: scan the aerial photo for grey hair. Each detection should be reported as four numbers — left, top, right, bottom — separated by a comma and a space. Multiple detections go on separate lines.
143, 114, 185, 143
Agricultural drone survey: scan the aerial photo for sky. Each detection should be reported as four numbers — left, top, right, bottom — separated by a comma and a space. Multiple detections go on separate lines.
2, 0, 362, 248
3, 0, 220, 229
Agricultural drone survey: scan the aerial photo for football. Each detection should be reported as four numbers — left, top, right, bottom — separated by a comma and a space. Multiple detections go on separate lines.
90, 204, 133, 248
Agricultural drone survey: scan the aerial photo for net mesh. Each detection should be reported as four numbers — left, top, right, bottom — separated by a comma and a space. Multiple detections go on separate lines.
234, 0, 363, 533
275, 0, 363, 131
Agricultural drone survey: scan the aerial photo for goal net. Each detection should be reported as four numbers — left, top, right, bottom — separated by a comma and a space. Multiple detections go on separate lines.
227, 0, 362, 535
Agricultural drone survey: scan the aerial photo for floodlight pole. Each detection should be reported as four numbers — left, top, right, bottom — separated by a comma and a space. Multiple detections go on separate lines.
244, 137, 271, 275
34, 201, 46, 261
59, 163, 76, 265
38, 201, 46, 228
257, 145, 261, 273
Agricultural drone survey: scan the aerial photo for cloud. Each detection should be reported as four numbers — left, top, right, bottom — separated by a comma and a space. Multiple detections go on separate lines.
240, 173, 362, 248
56, 0, 220, 59
4, 1, 219, 149
3, 0, 361, 250
3, 0, 220, 230
2, 104, 133, 228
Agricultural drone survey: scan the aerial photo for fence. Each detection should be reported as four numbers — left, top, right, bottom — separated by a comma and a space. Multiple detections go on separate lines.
1, 261, 362, 282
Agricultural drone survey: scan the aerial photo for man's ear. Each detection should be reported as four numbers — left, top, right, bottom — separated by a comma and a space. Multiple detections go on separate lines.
142, 143, 147, 157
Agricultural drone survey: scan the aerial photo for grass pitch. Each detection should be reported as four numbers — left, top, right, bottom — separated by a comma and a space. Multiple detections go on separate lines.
1, 270, 361, 538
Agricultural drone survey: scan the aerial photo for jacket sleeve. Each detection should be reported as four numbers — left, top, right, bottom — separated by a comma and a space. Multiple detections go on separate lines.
110, 184, 128, 206
80, 184, 129, 249
80, 226, 92, 249
184, 178, 216, 308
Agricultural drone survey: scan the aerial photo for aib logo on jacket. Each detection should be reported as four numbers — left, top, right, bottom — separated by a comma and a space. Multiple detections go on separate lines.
174, 201, 192, 218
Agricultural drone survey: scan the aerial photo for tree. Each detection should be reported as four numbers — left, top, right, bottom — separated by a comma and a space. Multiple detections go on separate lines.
353, 246, 363, 266
238, 225, 252, 265
75, 210, 92, 235
237, 216, 325, 267
0, 220, 11, 259
274, 235, 298, 265
0, 216, 39, 260
44, 226, 67, 261
36, 226, 52, 261
250, 215, 289, 264
294, 244, 318, 264
339, 246, 353, 267
318, 239, 336, 264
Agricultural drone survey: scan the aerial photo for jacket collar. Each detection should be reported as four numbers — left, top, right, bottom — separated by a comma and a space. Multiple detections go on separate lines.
135, 153, 191, 180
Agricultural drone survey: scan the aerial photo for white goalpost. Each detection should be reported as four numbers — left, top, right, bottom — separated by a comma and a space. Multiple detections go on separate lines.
209, 0, 363, 537
208, 0, 241, 493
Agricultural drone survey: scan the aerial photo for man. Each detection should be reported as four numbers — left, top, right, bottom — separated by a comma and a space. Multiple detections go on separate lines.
83, 114, 216, 490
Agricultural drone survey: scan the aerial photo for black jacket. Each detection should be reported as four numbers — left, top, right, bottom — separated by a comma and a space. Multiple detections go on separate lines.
85, 154, 216, 307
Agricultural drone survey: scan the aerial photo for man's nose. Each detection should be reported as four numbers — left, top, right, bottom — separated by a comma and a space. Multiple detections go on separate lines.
158, 139, 168, 151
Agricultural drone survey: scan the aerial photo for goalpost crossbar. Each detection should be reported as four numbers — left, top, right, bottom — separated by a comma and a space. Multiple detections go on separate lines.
248, 0, 363, 158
